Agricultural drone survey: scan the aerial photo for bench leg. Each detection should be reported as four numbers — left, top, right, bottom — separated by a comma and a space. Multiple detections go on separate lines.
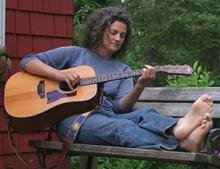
79, 156, 97, 169
36, 151, 47, 169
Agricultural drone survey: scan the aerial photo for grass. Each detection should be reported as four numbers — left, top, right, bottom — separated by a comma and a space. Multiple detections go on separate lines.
71, 156, 192, 169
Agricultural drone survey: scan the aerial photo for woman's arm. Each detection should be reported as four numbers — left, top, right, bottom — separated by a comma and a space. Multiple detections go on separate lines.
118, 65, 156, 111
23, 60, 79, 91
24, 60, 60, 80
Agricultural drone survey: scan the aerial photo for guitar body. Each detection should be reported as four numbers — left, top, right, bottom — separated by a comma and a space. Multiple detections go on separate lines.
4, 66, 103, 132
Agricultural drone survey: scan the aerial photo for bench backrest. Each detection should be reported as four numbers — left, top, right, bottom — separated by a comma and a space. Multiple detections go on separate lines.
135, 87, 220, 119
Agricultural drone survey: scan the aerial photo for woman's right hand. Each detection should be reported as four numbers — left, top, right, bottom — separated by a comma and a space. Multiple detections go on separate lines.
55, 69, 80, 90
23, 60, 80, 90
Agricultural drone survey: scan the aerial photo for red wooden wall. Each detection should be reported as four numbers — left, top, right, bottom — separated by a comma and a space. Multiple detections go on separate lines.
0, 0, 74, 168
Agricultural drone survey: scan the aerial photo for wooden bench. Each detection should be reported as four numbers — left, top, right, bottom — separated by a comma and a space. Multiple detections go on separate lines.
29, 87, 220, 169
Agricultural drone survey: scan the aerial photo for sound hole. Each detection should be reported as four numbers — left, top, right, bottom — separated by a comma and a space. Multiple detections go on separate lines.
59, 81, 77, 92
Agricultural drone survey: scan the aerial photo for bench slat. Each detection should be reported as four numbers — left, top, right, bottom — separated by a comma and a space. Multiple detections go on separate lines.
29, 140, 220, 167
139, 87, 220, 102
134, 102, 220, 118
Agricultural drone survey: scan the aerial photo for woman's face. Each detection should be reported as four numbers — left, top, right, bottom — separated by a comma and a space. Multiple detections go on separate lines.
97, 20, 127, 58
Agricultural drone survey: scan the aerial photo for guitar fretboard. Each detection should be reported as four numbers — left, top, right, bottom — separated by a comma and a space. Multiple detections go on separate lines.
79, 65, 192, 86
80, 69, 143, 86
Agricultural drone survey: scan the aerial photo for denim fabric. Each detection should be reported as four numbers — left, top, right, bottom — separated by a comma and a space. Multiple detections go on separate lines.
57, 108, 179, 150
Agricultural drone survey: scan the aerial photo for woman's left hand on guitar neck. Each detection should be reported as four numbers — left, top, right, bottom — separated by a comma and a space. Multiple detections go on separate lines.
136, 65, 156, 89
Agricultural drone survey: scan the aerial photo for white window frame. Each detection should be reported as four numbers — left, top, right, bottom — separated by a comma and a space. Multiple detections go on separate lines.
0, 0, 6, 48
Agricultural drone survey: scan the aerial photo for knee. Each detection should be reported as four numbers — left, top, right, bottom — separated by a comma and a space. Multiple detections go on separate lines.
112, 119, 136, 134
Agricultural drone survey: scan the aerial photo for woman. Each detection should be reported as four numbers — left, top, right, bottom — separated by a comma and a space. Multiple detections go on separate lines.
20, 6, 213, 152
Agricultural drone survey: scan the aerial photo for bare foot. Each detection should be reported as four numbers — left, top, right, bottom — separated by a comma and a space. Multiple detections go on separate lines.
178, 116, 213, 152
173, 94, 213, 140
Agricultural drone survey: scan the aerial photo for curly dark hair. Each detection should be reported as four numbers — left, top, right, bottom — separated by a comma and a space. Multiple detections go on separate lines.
81, 6, 131, 59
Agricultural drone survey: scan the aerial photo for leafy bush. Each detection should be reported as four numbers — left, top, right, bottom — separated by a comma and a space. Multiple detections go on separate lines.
124, 0, 220, 85
166, 61, 215, 87
71, 156, 192, 169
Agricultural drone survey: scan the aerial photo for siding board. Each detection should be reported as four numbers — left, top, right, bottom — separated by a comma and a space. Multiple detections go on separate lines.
0, 84, 4, 106
1, 154, 38, 169
10, 58, 20, 74
2, 0, 74, 168
54, 15, 67, 37
49, 0, 61, 14
16, 11, 30, 34
66, 16, 73, 37
2, 132, 14, 154
0, 107, 7, 131
6, 0, 18, 9
60, 0, 74, 14
5, 34, 18, 57
52, 38, 72, 48
33, 36, 52, 52
32, 0, 44, 12
17, 35, 32, 57
6, 10, 16, 33
43, 0, 50, 13
30, 13, 54, 36
18, 0, 33, 11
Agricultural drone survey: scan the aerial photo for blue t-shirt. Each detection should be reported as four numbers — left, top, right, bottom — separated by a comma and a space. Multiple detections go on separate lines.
20, 46, 134, 115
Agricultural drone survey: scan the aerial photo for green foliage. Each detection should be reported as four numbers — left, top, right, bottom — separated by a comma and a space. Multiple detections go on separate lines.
166, 61, 215, 87
73, 1, 96, 45
73, 0, 123, 45
123, 50, 144, 70
98, 157, 145, 169
70, 156, 79, 168
97, 158, 192, 169
0, 48, 6, 56
71, 156, 192, 169
124, 0, 220, 85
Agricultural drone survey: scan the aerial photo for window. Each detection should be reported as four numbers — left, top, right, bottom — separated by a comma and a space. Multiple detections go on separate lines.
0, 0, 5, 48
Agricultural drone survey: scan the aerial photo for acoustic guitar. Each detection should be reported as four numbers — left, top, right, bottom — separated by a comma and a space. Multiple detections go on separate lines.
4, 65, 192, 132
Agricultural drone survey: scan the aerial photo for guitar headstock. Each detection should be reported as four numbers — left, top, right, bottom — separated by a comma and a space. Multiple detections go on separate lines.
157, 65, 193, 76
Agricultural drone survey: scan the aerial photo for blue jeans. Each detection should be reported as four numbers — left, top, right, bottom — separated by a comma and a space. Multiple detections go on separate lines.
57, 108, 179, 150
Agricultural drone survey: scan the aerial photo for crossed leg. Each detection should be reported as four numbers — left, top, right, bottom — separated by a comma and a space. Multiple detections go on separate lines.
171, 94, 214, 152
172, 94, 213, 140
178, 113, 213, 152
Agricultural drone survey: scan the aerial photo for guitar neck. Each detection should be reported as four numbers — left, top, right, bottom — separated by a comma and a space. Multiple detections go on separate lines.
79, 65, 192, 86
80, 69, 143, 86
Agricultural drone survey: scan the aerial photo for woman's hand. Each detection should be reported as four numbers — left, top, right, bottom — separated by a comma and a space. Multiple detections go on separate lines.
118, 65, 156, 111
55, 69, 80, 90
136, 65, 156, 88
23, 60, 80, 90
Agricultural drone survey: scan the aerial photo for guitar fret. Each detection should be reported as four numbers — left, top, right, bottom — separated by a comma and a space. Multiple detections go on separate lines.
110, 73, 114, 80
98, 75, 102, 82
96, 76, 100, 83
155, 66, 160, 72
110, 73, 113, 79
80, 79, 85, 85
123, 73, 127, 78
80, 65, 192, 86
91, 77, 95, 84
114, 73, 118, 79
127, 71, 131, 77
85, 78, 90, 85
97, 75, 107, 83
